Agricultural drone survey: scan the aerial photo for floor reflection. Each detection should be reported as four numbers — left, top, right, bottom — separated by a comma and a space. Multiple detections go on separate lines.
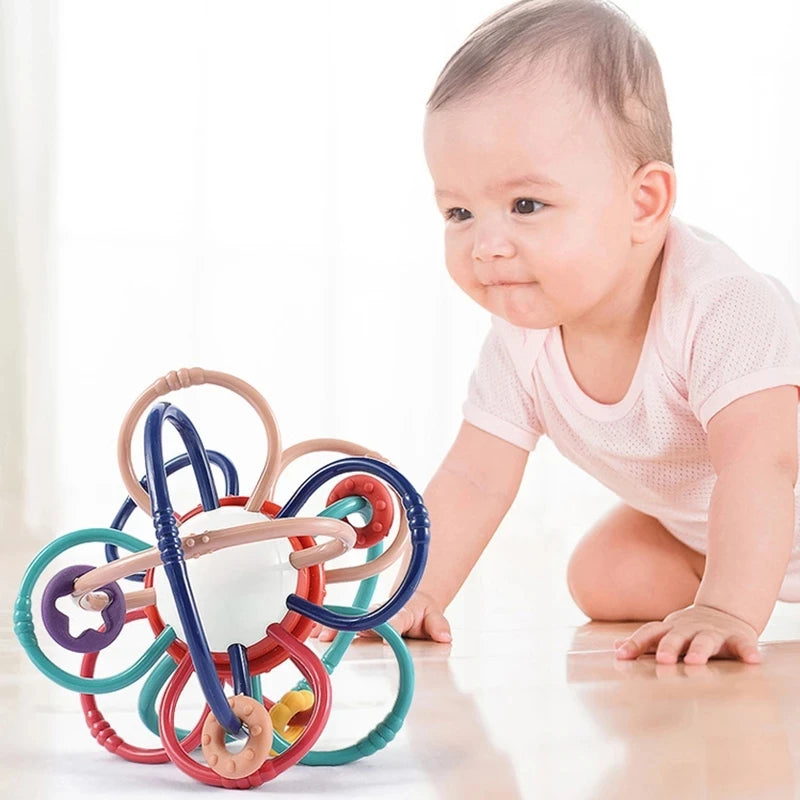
567, 622, 800, 799
403, 643, 525, 800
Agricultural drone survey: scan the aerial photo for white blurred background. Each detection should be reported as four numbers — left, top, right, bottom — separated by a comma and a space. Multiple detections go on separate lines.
1, 0, 799, 616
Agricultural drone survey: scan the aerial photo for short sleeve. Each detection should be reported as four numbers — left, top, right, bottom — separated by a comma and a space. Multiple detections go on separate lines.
462, 322, 543, 451
686, 272, 800, 428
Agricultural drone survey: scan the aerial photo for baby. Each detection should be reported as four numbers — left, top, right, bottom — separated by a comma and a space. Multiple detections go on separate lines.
319, 0, 800, 664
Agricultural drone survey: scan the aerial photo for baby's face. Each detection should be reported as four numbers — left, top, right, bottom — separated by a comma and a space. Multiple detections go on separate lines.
424, 70, 640, 329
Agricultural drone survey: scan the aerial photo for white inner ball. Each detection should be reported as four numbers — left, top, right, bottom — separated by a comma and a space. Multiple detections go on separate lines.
152, 506, 299, 651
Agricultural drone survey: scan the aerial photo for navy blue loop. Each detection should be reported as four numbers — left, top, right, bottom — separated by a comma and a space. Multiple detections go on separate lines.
277, 457, 429, 632
105, 450, 239, 581
145, 404, 220, 513
144, 402, 245, 738
227, 643, 251, 698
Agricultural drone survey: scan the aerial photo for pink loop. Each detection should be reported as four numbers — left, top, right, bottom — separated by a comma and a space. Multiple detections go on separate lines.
117, 369, 282, 514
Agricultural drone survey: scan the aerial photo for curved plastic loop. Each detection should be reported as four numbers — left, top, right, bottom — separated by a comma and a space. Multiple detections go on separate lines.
287, 540, 381, 707
139, 657, 256, 747
42, 564, 125, 653
278, 457, 429, 631
276, 438, 411, 584
13, 527, 176, 693
74, 515, 354, 598
271, 604, 415, 766
286, 497, 365, 570
138, 655, 183, 739
159, 624, 332, 788
106, 449, 240, 582
146, 403, 220, 513
295, 540, 383, 692
144, 401, 242, 737
79, 609, 208, 765
117, 368, 281, 514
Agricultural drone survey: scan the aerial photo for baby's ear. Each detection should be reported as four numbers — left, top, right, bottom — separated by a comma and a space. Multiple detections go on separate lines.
630, 160, 676, 243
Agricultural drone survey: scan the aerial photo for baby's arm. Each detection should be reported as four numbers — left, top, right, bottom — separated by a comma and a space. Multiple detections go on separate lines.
316, 420, 528, 643
617, 385, 799, 664
390, 420, 529, 640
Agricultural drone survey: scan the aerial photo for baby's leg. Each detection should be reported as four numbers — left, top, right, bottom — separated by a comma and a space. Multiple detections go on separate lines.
566, 503, 706, 621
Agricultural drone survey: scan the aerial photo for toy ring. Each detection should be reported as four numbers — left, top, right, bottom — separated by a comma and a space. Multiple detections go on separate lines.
201, 695, 274, 779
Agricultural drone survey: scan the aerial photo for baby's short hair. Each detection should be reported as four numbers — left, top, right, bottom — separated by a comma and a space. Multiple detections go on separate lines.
427, 0, 673, 171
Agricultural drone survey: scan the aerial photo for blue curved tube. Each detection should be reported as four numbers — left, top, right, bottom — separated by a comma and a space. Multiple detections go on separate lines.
144, 401, 244, 738
145, 405, 220, 513
105, 449, 239, 580
277, 457, 429, 631
227, 643, 251, 697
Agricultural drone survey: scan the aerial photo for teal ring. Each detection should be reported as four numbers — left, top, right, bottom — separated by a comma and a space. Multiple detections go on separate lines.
13, 527, 176, 693
271, 604, 414, 766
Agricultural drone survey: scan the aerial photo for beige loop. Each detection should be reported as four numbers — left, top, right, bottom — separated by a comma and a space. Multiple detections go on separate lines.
77, 587, 156, 612
276, 438, 410, 584
71, 517, 356, 597
202, 695, 273, 779
117, 368, 282, 515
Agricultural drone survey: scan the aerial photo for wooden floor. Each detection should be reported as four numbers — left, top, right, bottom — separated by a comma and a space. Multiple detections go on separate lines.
3, 480, 800, 800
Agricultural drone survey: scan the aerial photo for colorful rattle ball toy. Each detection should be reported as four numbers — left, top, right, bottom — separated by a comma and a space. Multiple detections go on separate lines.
13, 367, 430, 789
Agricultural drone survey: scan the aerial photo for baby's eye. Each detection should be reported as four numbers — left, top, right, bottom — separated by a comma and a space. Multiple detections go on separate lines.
514, 198, 545, 214
444, 199, 546, 222
445, 207, 473, 222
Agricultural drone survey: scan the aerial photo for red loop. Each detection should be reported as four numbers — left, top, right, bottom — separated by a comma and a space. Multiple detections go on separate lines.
79, 609, 209, 764
159, 626, 332, 787
143, 496, 325, 675
326, 475, 394, 548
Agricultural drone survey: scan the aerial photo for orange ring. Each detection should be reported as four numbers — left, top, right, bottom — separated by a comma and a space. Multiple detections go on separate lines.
201, 695, 273, 779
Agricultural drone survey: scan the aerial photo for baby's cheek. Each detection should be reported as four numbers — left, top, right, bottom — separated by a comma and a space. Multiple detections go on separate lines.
547, 269, 596, 307
444, 258, 478, 292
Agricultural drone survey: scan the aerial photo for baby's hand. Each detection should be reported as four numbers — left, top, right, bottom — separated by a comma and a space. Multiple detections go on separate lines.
309, 591, 452, 644
614, 604, 761, 665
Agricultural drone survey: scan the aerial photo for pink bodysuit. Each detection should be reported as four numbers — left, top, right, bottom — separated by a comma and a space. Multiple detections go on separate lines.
463, 216, 800, 601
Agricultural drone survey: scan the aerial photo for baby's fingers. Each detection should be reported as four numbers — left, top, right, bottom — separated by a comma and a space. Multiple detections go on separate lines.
723, 634, 761, 664
682, 631, 723, 665
358, 607, 414, 640
422, 610, 452, 643
358, 606, 406, 639
615, 621, 669, 660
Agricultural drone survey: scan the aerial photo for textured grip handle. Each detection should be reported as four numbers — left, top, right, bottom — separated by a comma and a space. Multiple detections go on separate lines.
153, 368, 208, 394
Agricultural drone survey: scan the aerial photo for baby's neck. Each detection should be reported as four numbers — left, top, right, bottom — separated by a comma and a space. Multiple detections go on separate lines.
562, 238, 665, 347
558, 241, 665, 405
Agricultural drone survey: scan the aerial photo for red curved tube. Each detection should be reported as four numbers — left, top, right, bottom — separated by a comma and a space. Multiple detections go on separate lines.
159, 625, 332, 787
79, 609, 208, 764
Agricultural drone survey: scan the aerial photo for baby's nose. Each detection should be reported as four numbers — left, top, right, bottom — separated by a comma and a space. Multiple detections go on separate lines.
471, 222, 516, 261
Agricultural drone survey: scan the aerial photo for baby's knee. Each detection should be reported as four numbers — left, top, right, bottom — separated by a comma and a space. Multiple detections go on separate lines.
566, 531, 657, 620
566, 525, 701, 621
566, 538, 614, 619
